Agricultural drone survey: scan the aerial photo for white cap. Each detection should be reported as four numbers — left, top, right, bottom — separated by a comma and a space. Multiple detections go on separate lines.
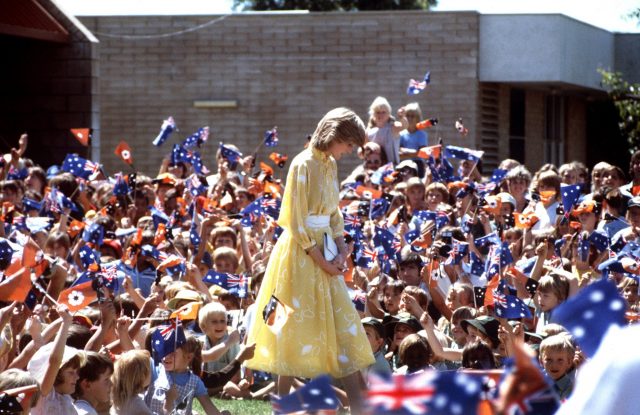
27, 342, 84, 383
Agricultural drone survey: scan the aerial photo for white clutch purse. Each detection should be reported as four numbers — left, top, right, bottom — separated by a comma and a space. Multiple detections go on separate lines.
323, 233, 338, 261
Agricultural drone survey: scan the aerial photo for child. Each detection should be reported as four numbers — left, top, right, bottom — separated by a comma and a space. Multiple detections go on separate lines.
27, 305, 85, 415
198, 302, 241, 386
111, 349, 152, 414
0, 368, 41, 414
382, 280, 406, 316
146, 334, 221, 414
212, 247, 238, 274
396, 334, 434, 374
539, 334, 576, 399
74, 352, 114, 415
361, 317, 391, 377
535, 273, 570, 333
398, 102, 428, 158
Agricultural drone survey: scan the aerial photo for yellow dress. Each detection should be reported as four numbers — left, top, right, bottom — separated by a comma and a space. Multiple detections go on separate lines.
246, 147, 375, 378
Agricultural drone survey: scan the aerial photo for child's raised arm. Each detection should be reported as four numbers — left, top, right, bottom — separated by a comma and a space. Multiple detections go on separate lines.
40, 305, 73, 396
201, 329, 240, 363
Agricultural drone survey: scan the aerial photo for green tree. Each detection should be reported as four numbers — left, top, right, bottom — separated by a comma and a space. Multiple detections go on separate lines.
598, 8, 640, 153
599, 69, 640, 153
233, 0, 436, 12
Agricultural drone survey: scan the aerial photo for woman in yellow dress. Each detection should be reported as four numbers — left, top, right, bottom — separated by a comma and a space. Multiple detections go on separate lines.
246, 107, 375, 410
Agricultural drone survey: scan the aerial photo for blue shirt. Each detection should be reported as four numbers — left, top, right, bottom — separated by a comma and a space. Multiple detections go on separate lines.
399, 129, 428, 150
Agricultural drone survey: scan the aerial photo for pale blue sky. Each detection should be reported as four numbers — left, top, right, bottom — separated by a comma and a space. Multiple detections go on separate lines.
57, 0, 640, 33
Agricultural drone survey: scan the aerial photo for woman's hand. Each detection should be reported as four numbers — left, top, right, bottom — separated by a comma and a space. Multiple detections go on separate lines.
330, 253, 347, 273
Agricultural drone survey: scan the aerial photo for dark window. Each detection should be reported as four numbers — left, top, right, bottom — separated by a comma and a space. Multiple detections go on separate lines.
509, 88, 526, 162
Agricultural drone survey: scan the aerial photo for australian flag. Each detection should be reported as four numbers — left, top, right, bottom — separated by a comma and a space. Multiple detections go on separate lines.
152, 116, 176, 146
264, 127, 278, 147
367, 370, 482, 415
551, 277, 626, 357
444, 145, 484, 162
560, 184, 582, 217
203, 271, 248, 297
152, 320, 186, 360
219, 143, 243, 163
370, 198, 390, 220
444, 240, 469, 266
272, 375, 339, 414
187, 174, 207, 196
82, 222, 104, 247
113, 173, 130, 196
407, 71, 430, 95
485, 242, 514, 276
78, 245, 100, 272
493, 279, 533, 319
182, 126, 209, 149
62, 154, 100, 180
171, 144, 191, 165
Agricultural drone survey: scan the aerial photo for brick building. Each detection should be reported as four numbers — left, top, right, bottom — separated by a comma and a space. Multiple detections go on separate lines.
3, 6, 640, 179
0, 0, 98, 168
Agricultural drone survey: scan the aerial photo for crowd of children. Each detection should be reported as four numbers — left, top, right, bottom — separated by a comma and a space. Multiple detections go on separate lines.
0, 95, 637, 414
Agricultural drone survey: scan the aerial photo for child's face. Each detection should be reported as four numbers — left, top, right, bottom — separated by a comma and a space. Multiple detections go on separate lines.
541, 349, 573, 381
406, 186, 425, 205
393, 324, 414, 346
623, 284, 639, 307
578, 212, 596, 230
162, 348, 190, 372
450, 318, 467, 346
84, 370, 113, 404
364, 326, 384, 353
537, 290, 560, 312
383, 288, 402, 315
398, 264, 421, 286
56, 366, 79, 395
466, 325, 489, 346
202, 312, 228, 340
215, 258, 236, 273
426, 190, 443, 209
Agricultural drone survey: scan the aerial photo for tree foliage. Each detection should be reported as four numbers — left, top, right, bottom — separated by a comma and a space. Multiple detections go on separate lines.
599, 69, 640, 153
233, 0, 437, 12
598, 8, 640, 153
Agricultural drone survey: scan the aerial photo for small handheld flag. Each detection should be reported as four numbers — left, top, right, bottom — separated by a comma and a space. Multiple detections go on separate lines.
416, 118, 438, 130
152, 116, 176, 146
262, 295, 293, 335
264, 127, 278, 147
70, 128, 91, 146
407, 71, 431, 95
114, 141, 134, 165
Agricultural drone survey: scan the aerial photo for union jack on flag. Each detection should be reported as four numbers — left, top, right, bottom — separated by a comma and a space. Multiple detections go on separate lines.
367, 372, 436, 413
406, 71, 431, 95
264, 127, 278, 147
493, 287, 508, 308
344, 214, 360, 227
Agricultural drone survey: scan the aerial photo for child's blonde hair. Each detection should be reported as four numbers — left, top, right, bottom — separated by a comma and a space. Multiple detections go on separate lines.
111, 350, 151, 410
404, 102, 422, 120
539, 334, 575, 361
213, 247, 239, 270
198, 301, 228, 329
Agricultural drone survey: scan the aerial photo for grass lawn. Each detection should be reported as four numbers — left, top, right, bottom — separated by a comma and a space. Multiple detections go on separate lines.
194, 398, 351, 414
194, 397, 272, 414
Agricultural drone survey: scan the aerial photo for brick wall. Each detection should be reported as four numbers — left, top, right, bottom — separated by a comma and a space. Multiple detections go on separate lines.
0, 1, 97, 169
81, 11, 480, 179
